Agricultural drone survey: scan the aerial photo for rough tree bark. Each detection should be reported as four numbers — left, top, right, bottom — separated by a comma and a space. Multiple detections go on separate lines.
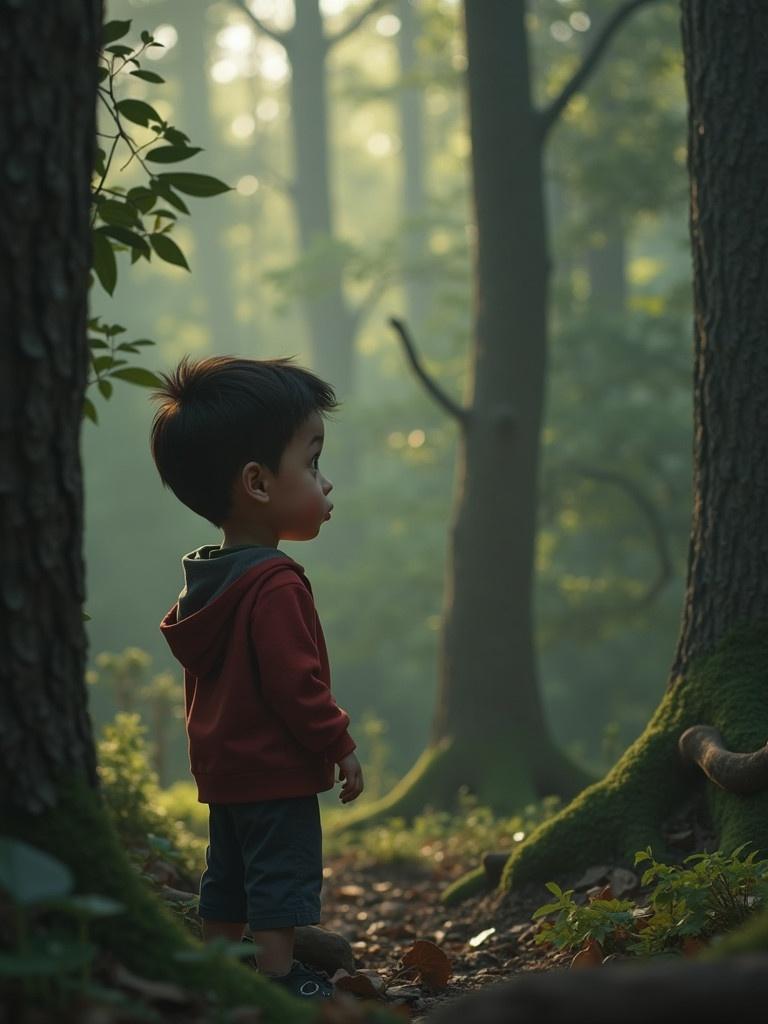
444, 0, 768, 906
336, 0, 659, 833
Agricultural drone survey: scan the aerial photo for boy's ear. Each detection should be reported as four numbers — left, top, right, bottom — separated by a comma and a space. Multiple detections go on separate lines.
242, 461, 270, 504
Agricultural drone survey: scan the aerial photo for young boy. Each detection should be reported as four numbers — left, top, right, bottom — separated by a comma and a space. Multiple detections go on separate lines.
149, 354, 364, 1000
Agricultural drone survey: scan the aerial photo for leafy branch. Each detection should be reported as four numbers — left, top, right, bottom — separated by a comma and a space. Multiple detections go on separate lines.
85, 19, 231, 424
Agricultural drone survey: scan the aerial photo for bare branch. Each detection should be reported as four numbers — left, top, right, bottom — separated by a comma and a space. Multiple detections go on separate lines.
679, 726, 768, 794
540, 0, 661, 139
571, 463, 673, 608
326, 0, 391, 50
232, 0, 290, 48
388, 317, 468, 425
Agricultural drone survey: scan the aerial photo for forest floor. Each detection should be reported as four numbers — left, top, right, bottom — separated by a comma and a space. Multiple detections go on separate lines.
318, 849, 567, 1020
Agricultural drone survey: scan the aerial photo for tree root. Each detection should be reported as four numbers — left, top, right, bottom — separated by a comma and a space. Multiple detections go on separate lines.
428, 952, 768, 1024
444, 623, 768, 901
679, 725, 768, 793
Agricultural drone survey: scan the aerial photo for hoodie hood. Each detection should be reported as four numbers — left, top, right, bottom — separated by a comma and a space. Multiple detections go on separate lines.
160, 543, 303, 678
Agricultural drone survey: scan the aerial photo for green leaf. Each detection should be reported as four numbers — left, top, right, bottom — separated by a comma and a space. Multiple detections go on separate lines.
0, 839, 73, 906
91, 231, 117, 295
102, 19, 131, 45
150, 181, 190, 215
154, 172, 231, 197
130, 69, 165, 83
83, 398, 98, 424
140, 30, 154, 44
150, 233, 190, 270
98, 225, 150, 258
147, 146, 202, 164
105, 44, 134, 57
96, 198, 140, 228
545, 881, 563, 898
97, 66, 109, 84
163, 127, 191, 147
116, 98, 163, 127
110, 367, 165, 388
126, 186, 157, 215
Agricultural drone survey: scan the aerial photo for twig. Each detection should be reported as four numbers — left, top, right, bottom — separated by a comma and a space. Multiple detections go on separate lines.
540, 0, 661, 138
388, 317, 468, 425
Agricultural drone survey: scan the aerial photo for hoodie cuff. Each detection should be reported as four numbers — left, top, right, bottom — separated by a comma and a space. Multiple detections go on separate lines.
325, 731, 357, 764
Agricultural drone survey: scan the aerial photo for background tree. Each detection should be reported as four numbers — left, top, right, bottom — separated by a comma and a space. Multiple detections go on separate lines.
339, 0, 663, 828
455, 0, 768, 900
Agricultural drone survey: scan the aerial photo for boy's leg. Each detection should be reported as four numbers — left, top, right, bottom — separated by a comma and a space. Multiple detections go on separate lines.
250, 926, 295, 976
201, 919, 246, 943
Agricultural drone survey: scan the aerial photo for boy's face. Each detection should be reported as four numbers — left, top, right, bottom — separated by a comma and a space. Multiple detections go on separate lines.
258, 410, 334, 542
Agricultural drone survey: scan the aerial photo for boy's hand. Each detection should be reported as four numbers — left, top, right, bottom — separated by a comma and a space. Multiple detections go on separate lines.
336, 752, 364, 803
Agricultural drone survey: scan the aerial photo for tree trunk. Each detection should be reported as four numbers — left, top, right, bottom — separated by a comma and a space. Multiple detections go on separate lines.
433, 0, 583, 799
336, 1, 593, 832
0, 0, 100, 815
397, 0, 429, 328
287, 0, 357, 397
0, 7, 313, 1016
488, 0, 768, 897
173, 0, 239, 352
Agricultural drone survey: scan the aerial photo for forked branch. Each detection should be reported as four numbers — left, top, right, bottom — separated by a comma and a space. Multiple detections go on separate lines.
389, 317, 469, 426
541, 0, 661, 139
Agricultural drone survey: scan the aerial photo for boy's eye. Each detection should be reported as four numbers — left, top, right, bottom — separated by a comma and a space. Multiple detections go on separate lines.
312, 454, 320, 470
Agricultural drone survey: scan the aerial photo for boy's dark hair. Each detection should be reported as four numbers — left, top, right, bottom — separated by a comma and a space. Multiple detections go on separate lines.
149, 354, 339, 528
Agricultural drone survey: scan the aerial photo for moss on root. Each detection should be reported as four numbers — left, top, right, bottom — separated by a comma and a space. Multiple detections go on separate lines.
491, 621, 768, 894
2, 777, 419, 1023
436, 621, 768, 904
442, 865, 489, 906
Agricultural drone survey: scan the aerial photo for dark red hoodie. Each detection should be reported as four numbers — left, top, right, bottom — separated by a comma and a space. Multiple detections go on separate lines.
160, 543, 356, 803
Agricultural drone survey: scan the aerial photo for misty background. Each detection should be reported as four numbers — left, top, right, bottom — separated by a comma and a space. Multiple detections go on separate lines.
84, 0, 691, 802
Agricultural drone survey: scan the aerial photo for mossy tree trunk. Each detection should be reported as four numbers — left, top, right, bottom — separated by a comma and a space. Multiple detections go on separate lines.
489, 0, 768, 897
0, 7, 314, 1019
338, 0, 660, 832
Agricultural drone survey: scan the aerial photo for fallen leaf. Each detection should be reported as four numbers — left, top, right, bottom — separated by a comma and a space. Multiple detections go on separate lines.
401, 939, 452, 989
468, 927, 496, 948
335, 972, 384, 999
337, 884, 365, 898
682, 937, 707, 956
570, 939, 603, 968
589, 884, 614, 902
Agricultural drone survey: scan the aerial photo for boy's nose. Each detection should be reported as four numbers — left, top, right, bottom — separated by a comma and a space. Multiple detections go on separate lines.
323, 477, 333, 494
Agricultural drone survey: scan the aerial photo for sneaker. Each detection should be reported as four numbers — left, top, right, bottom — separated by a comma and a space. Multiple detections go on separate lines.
269, 959, 334, 999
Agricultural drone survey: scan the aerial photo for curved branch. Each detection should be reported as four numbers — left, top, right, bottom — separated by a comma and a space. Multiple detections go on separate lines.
388, 317, 469, 426
232, 0, 291, 48
679, 726, 768, 795
570, 462, 674, 608
326, 0, 391, 50
540, 0, 661, 139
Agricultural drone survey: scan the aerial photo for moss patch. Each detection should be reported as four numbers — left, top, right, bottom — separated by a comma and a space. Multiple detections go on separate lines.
493, 620, 768, 892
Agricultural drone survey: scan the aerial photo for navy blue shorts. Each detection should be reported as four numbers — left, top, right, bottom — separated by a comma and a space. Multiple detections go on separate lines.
198, 795, 323, 931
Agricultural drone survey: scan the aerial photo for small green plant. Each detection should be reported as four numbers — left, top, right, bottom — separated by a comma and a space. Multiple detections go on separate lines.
532, 843, 768, 960
532, 882, 635, 955
0, 838, 123, 1005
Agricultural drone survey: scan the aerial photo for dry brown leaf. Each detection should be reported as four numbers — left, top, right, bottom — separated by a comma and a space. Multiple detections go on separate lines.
335, 972, 384, 999
570, 939, 603, 968
401, 939, 452, 989
682, 937, 707, 956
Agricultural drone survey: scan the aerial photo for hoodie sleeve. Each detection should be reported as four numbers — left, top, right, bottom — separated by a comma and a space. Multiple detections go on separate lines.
251, 580, 356, 763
